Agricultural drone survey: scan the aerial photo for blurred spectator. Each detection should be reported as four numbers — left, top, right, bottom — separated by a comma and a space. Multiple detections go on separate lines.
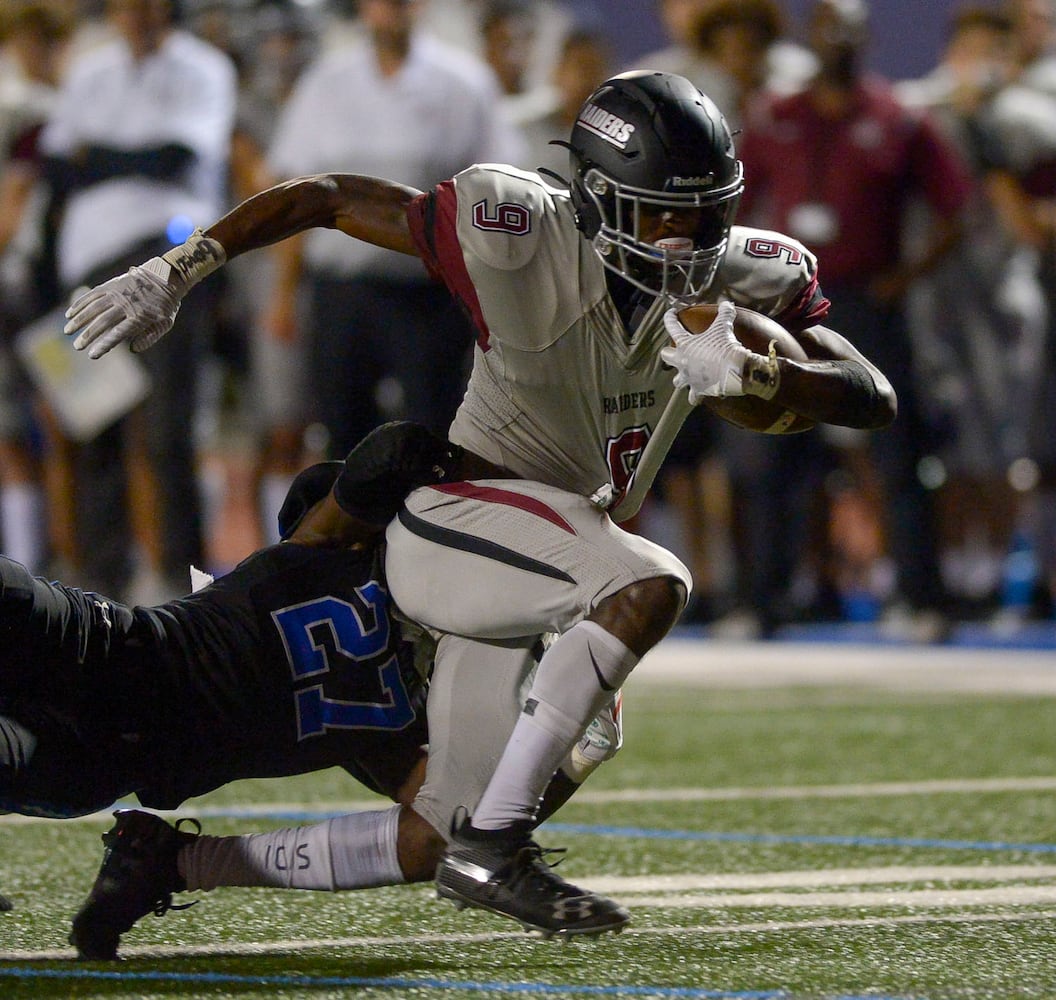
231, 2, 321, 547
0, 0, 73, 575
183, 1, 321, 551
897, 7, 1044, 616
1007, 0, 1056, 94
980, 0, 1056, 618
479, 0, 535, 102
39, 0, 237, 601
420, 0, 575, 97
264, 0, 523, 461
632, 0, 815, 100
514, 25, 612, 177
639, 0, 788, 626
733, 0, 975, 639
680, 0, 785, 127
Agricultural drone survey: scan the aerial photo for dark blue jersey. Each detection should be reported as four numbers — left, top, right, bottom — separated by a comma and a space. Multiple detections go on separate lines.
0, 545, 427, 817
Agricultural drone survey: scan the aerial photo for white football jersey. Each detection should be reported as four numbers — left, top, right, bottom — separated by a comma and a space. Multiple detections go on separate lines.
408, 164, 828, 513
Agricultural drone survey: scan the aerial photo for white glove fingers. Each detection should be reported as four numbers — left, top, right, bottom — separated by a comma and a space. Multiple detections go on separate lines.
85, 315, 142, 358
64, 293, 109, 334
87, 331, 129, 359
72, 306, 128, 352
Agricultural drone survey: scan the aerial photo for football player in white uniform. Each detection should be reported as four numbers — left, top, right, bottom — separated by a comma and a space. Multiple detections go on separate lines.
64, 72, 895, 937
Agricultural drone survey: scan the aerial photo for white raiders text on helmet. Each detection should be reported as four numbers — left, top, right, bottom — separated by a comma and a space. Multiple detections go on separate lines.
567, 71, 744, 301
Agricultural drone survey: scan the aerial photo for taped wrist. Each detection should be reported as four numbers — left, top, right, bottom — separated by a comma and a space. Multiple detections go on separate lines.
141, 228, 226, 294
743, 340, 781, 400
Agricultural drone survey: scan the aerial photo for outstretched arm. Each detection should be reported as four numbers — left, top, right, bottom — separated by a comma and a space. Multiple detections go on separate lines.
205, 173, 421, 259
64, 173, 422, 358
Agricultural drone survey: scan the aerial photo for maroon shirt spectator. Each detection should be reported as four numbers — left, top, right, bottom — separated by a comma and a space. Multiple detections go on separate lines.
739, 79, 973, 286
725, 0, 976, 639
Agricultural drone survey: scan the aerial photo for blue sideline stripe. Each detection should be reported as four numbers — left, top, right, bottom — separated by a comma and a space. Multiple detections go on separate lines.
0, 969, 924, 999
186, 807, 1056, 854
543, 823, 1056, 854
0, 967, 791, 998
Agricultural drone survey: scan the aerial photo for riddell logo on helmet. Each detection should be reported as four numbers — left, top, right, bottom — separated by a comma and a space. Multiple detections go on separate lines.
669, 176, 713, 188
576, 103, 636, 149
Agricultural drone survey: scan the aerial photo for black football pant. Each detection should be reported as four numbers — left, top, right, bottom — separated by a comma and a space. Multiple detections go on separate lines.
0, 555, 149, 817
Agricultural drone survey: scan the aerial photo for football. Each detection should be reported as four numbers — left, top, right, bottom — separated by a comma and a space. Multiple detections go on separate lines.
672, 303, 816, 434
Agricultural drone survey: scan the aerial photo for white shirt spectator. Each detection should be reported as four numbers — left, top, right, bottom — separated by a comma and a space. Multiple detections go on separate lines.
40, 29, 236, 287
267, 30, 524, 281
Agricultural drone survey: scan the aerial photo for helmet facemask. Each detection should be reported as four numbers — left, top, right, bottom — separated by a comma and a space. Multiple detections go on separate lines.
579, 164, 743, 302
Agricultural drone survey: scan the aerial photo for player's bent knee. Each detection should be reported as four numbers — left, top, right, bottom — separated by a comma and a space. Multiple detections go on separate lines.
591, 575, 687, 657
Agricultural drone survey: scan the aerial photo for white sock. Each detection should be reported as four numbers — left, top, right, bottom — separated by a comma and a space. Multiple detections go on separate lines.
180, 807, 404, 891
260, 474, 294, 545
1, 484, 44, 573
472, 621, 638, 829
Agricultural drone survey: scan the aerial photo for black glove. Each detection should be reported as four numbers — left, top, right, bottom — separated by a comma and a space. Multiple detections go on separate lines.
333, 421, 463, 526
277, 461, 345, 540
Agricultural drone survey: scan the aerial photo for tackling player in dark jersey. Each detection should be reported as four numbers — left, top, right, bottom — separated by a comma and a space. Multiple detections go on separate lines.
0, 421, 453, 820
0, 421, 610, 956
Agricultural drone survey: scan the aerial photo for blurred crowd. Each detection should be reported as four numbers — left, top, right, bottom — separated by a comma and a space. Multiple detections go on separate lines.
0, 0, 1054, 641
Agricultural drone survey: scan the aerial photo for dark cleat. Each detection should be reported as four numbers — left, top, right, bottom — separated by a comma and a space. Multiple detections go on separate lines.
69, 809, 200, 960
435, 813, 630, 938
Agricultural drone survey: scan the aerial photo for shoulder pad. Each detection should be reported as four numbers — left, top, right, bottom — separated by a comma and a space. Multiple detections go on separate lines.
718, 227, 819, 320
452, 164, 557, 271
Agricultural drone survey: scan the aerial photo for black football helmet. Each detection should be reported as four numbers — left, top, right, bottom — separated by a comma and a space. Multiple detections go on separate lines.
567, 71, 743, 301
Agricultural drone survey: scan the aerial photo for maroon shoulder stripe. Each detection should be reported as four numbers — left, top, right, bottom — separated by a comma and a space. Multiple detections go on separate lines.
407, 182, 493, 352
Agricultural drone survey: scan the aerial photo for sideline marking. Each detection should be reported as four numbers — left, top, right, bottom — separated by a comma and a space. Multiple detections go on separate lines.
637, 639, 1056, 693
544, 821, 1056, 854
6, 776, 1056, 825
575, 776, 1056, 804
625, 885, 1056, 910
586, 863, 1056, 892
0, 966, 787, 999
1, 907, 1052, 964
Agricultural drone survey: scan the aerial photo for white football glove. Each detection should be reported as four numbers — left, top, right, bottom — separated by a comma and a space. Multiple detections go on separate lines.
660, 300, 748, 401
660, 301, 782, 403
64, 229, 225, 358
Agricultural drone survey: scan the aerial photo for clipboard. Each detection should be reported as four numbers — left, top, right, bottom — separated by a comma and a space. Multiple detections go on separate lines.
15, 305, 152, 442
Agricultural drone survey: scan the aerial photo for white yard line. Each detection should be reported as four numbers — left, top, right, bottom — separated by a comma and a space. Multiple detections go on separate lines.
573, 775, 1056, 803
624, 885, 1056, 910
2, 906, 1054, 964
584, 864, 1056, 892
5, 774, 1056, 825
637, 639, 1056, 693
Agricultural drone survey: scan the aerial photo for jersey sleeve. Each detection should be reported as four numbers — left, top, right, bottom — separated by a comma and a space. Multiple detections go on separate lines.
719, 227, 831, 333
407, 164, 551, 280
407, 164, 586, 351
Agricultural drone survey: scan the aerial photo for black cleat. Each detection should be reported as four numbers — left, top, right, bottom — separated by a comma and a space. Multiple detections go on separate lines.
0, 892, 11, 912
435, 814, 630, 938
69, 809, 200, 960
